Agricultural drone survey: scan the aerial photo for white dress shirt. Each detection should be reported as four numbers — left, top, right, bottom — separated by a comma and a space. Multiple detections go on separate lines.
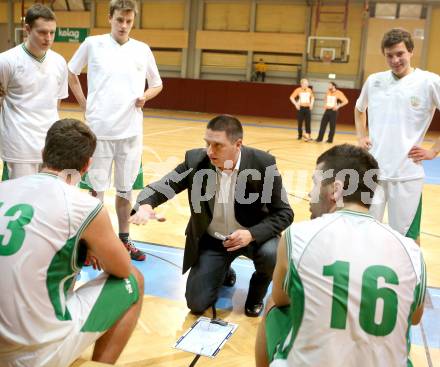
207, 151, 245, 238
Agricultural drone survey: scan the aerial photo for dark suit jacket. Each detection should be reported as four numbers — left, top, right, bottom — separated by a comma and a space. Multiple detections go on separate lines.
136, 146, 294, 273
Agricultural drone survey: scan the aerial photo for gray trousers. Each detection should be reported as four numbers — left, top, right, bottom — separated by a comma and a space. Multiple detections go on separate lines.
185, 234, 279, 313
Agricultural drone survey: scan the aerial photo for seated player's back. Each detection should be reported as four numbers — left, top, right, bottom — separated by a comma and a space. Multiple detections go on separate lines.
280, 210, 424, 367
0, 173, 101, 355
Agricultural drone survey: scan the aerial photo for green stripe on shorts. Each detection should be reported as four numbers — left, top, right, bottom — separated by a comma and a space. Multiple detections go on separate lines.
132, 161, 144, 190
266, 306, 292, 363
405, 195, 422, 240
2, 162, 9, 181
81, 273, 139, 332
79, 161, 144, 191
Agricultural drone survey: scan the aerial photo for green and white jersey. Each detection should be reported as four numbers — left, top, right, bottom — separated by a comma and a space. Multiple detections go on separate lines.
0, 45, 68, 163
271, 210, 426, 367
355, 69, 440, 181
68, 34, 162, 140
0, 173, 102, 352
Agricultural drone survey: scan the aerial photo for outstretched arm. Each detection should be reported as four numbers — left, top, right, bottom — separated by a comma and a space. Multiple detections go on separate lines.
129, 203, 166, 225
130, 154, 193, 224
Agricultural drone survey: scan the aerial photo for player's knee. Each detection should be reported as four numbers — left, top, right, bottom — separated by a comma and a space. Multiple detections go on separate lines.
116, 190, 132, 201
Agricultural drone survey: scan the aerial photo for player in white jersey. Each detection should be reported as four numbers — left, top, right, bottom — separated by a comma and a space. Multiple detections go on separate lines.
256, 144, 426, 367
355, 28, 440, 242
0, 119, 144, 366
68, 0, 163, 261
0, 4, 68, 179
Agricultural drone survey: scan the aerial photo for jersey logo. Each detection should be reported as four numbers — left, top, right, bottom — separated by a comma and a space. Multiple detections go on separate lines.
15, 65, 25, 77
410, 96, 421, 108
373, 80, 381, 88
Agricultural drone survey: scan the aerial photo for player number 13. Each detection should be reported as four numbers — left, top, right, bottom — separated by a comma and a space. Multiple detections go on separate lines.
323, 260, 399, 336
0, 202, 34, 256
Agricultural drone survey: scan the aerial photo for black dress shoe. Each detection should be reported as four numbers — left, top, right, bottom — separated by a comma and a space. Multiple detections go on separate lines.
223, 267, 236, 287
245, 302, 264, 317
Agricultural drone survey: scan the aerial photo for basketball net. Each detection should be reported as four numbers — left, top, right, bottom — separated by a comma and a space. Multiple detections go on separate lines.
322, 54, 333, 65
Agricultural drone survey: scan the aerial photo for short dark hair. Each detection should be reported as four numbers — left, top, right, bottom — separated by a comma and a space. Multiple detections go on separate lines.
42, 119, 97, 172
381, 28, 414, 53
329, 81, 337, 88
207, 115, 243, 142
109, 0, 138, 17
25, 4, 56, 28
316, 144, 379, 208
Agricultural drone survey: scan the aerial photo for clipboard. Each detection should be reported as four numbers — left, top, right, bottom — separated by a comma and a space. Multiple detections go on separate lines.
174, 316, 238, 358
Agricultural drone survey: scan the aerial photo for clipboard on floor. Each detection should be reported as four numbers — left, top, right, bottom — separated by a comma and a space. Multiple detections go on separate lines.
174, 316, 238, 358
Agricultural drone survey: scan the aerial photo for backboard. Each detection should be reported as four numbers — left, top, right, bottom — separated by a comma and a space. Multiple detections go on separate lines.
307, 36, 350, 63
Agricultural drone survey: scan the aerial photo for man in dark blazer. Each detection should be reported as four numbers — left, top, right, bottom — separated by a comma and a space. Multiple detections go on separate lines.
130, 115, 294, 317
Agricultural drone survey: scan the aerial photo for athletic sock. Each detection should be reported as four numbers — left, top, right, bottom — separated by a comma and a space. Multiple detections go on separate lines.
119, 232, 129, 243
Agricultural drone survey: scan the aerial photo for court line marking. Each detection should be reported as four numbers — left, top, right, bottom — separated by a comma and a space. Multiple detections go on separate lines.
142, 114, 361, 136
141, 113, 438, 142
138, 318, 151, 335
137, 247, 182, 257
61, 107, 438, 142
420, 322, 433, 367
421, 231, 440, 239
143, 126, 195, 137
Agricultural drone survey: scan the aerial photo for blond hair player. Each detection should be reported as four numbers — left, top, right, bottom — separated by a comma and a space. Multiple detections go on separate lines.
290, 79, 314, 141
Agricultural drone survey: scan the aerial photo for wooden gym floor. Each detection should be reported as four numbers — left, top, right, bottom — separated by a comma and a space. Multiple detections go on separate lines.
47, 106, 440, 366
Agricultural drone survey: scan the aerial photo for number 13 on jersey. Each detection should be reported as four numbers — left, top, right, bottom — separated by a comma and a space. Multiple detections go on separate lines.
0, 202, 34, 256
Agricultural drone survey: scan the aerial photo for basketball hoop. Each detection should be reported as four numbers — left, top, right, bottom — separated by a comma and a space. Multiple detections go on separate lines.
320, 48, 335, 64
322, 54, 333, 64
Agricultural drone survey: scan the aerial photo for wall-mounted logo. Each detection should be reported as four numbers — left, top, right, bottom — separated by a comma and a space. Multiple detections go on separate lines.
55, 28, 89, 43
